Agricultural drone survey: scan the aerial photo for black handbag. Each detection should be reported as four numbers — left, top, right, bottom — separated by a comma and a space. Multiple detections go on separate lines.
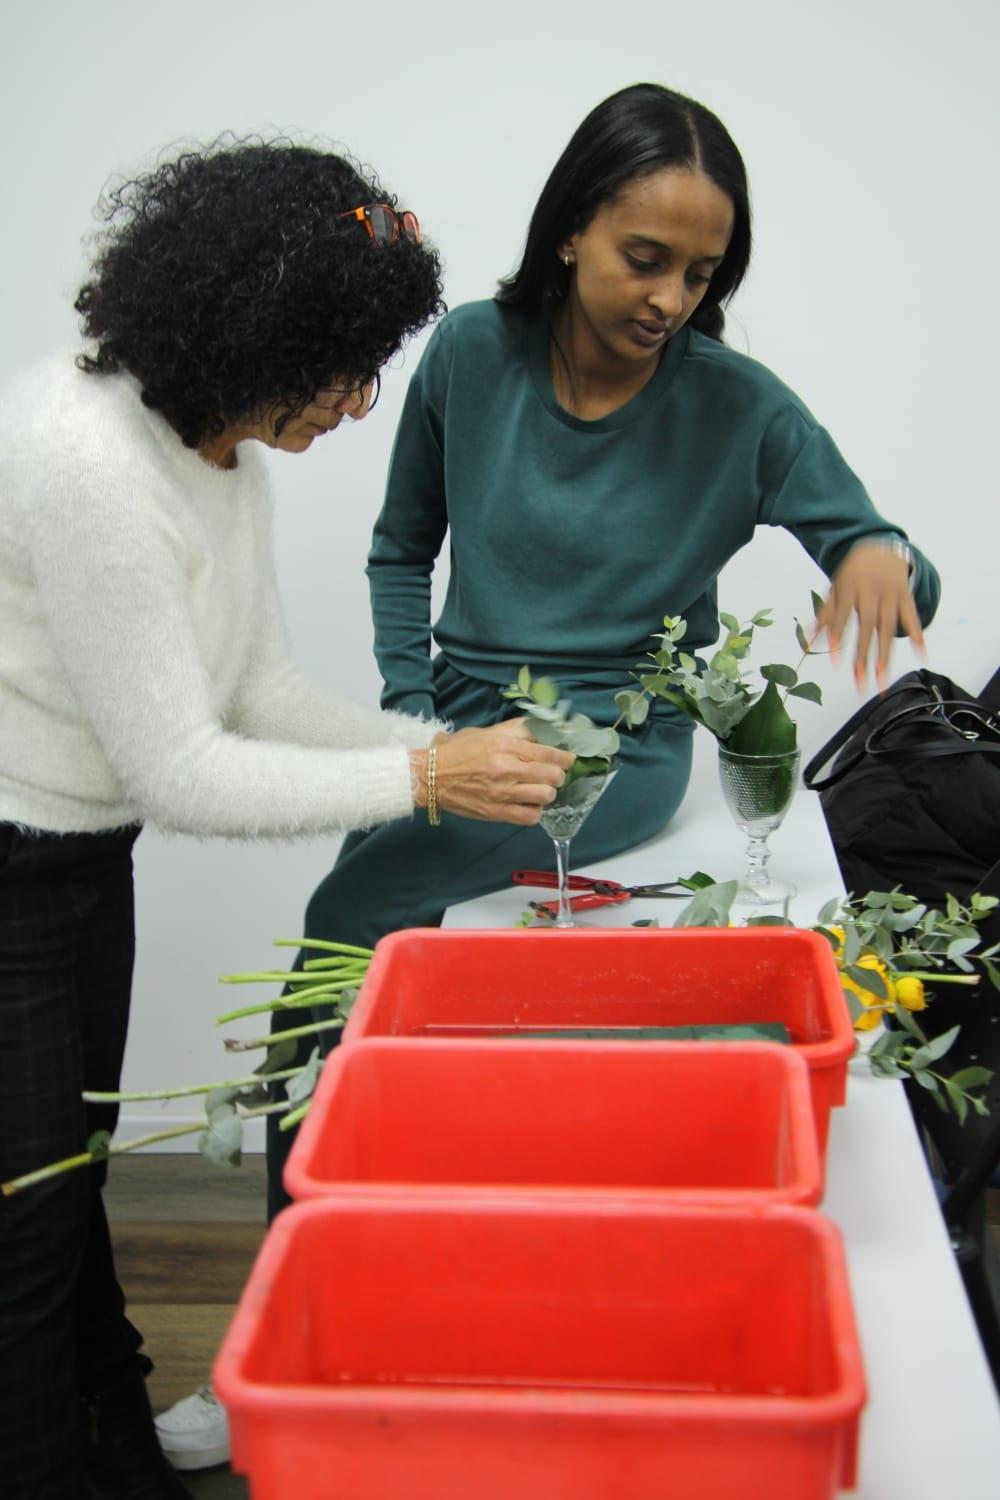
805, 666, 1000, 1389
803, 666, 1000, 920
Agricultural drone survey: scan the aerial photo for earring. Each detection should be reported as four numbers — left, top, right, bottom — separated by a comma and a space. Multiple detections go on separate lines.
563, 255, 572, 267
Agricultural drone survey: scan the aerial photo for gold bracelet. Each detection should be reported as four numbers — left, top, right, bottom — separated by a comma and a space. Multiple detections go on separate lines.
426, 745, 441, 826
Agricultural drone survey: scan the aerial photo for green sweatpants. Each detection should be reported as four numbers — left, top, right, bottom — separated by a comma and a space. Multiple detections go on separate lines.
266, 659, 693, 1217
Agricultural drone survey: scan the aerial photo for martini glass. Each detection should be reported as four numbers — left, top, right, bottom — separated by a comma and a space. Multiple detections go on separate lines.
718, 745, 801, 906
539, 763, 619, 928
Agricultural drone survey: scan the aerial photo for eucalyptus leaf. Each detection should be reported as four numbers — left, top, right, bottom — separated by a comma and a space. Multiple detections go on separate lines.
844, 963, 889, 1001
817, 897, 841, 926
719, 612, 740, 632
795, 622, 810, 653
843, 926, 862, 966
87, 1130, 112, 1162
892, 1005, 926, 1041
841, 988, 866, 1024
943, 1079, 970, 1124
199, 1105, 243, 1168
761, 663, 798, 687
947, 1066, 993, 1090
909, 1025, 961, 1067
517, 665, 531, 694
787, 681, 823, 705
810, 590, 825, 618
255, 1038, 298, 1075
205, 1085, 240, 1115
871, 1057, 908, 1079
285, 1047, 323, 1107
526, 717, 568, 747
614, 689, 649, 727
912, 1068, 940, 1092
751, 610, 773, 626
531, 676, 560, 708
672, 880, 739, 929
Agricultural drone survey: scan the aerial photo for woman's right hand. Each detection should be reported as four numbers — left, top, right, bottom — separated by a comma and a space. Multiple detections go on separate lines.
410, 720, 575, 826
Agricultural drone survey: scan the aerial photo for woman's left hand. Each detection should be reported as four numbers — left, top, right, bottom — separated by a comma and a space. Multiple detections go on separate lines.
817, 543, 926, 689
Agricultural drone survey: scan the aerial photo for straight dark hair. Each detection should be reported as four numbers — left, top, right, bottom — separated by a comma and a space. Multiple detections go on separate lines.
496, 83, 751, 342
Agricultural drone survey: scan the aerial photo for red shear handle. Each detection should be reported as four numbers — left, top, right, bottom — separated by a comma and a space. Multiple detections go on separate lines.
535, 889, 632, 915
512, 868, 610, 891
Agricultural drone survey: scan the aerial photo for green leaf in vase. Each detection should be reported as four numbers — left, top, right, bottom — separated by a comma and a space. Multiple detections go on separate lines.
725, 681, 797, 754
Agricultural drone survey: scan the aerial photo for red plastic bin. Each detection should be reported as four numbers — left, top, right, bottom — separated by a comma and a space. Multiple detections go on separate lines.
214, 1197, 866, 1500
342, 927, 854, 1153
285, 1037, 823, 1206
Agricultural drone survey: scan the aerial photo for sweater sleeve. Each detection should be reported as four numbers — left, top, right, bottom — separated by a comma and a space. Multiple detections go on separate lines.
22, 459, 417, 839
757, 406, 941, 629
225, 501, 444, 752
365, 324, 451, 718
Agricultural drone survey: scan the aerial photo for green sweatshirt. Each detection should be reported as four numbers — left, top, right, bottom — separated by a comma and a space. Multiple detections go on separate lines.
367, 300, 940, 720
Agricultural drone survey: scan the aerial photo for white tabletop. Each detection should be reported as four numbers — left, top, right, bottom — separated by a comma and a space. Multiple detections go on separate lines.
444, 741, 1000, 1496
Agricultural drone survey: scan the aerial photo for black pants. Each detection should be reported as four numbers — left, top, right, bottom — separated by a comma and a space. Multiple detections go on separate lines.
0, 824, 145, 1499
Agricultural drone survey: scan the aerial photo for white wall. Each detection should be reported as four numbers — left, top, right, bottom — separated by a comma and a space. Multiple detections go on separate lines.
3, 0, 997, 1145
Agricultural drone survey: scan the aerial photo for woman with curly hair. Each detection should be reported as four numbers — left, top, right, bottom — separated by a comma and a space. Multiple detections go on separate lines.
0, 139, 572, 1500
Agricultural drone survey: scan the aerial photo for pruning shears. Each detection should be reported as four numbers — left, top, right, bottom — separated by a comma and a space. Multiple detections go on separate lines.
512, 868, 699, 918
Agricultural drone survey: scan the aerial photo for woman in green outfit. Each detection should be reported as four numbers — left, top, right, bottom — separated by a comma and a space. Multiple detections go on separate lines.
264, 81, 939, 1218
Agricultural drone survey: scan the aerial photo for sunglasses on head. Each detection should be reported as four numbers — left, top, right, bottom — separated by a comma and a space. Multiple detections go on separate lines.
339, 203, 421, 246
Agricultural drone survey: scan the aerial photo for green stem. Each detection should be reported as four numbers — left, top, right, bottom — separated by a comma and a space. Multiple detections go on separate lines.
279, 1100, 312, 1132
271, 938, 374, 959
238, 1100, 292, 1120
82, 1067, 304, 1103
224, 1017, 345, 1053
218, 971, 343, 986
214, 989, 348, 1025
892, 971, 980, 986
2, 1122, 204, 1196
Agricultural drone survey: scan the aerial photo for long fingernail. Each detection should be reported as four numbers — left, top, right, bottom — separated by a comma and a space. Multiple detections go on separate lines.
829, 635, 840, 664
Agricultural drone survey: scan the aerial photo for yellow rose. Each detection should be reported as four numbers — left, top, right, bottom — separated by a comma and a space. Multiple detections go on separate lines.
894, 976, 927, 1012
840, 953, 896, 1031
826, 924, 846, 956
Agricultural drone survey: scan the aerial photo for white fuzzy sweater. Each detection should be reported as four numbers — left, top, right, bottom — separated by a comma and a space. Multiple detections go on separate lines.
0, 354, 440, 838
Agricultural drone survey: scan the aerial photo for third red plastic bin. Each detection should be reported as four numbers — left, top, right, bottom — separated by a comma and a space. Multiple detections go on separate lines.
214, 1196, 866, 1500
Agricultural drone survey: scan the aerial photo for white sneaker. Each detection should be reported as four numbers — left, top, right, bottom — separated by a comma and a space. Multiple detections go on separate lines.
154, 1383, 230, 1471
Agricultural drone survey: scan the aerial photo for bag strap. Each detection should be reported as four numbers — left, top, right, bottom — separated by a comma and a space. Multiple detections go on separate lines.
982, 666, 1000, 711
803, 691, 891, 791
804, 686, 1000, 791
865, 700, 1000, 761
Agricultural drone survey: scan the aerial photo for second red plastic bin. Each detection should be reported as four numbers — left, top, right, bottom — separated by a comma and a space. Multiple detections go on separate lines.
285, 1037, 823, 1206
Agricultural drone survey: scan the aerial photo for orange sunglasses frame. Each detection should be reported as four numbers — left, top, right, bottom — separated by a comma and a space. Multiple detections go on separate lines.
339, 203, 421, 245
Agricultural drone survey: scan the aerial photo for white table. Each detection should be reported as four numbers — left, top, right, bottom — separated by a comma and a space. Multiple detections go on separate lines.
444, 751, 1000, 1497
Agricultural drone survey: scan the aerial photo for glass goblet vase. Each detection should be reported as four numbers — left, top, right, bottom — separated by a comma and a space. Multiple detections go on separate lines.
539, 764, 619, 928
717, 744, 801, 906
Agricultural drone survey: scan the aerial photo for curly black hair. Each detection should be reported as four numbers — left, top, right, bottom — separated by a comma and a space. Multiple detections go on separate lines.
75, 138, 445, 447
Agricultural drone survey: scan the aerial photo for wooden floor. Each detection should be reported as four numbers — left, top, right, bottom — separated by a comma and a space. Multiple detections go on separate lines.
105, 1154, 269, 1499
105, 1151, 1000, 1499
